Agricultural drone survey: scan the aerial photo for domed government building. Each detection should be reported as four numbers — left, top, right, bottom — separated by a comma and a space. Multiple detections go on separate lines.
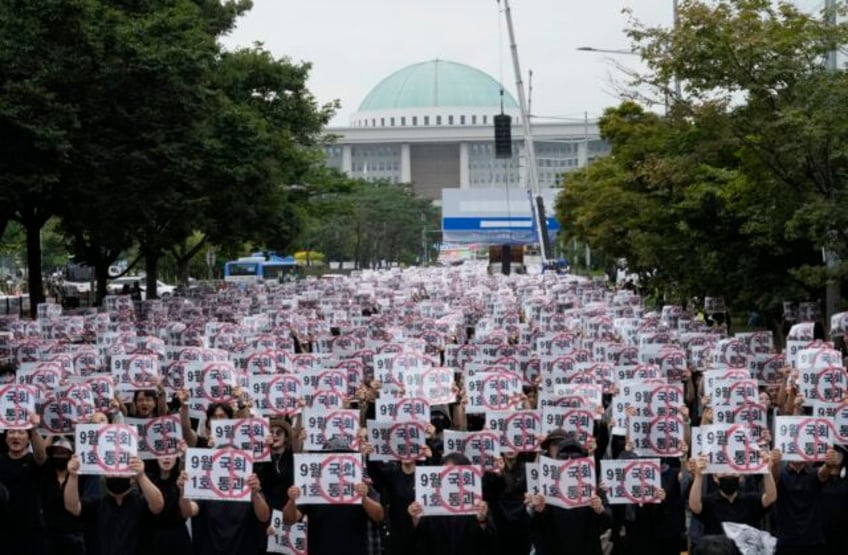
322, 59, 608, 201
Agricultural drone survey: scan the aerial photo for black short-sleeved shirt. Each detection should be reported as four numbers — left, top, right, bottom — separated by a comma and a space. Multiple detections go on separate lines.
192, 499, 263, 555
0, 453, 48, 555
774, 463, 825, 547
300, 487, 379, 555
82, 489, 153, 555
43, 473, 86, 536
257, 449, 295, 510
694, 491, 766, 535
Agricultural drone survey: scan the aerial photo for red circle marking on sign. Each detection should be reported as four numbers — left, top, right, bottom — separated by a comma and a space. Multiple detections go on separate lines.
792, 418, 830, 462
433, 466, 481, 514
814, 366, 846, 403
200, 365, 234, 403
208, 448, 252, 499
317, 410, 359, 451
143, 416, 179, 457
391, 397, 430, 422
648, 385, 680, 418
557, 458, 594, 508
480, 373, 519, 411
264, 375, 301, 416
725, 380, 757, 407
721, 424, 765, 473
645, 415, 684, 456
0, 384, 34, 429
732, 404, 766, 439
620, 460, 662, 504
421, 368, 452, 404
245, 351, 275, 374
386, 422, 428, 462
503, 411, 541, 452
466, 431, 499, 469
93, 424, 137, 474
316, 454, 362, 504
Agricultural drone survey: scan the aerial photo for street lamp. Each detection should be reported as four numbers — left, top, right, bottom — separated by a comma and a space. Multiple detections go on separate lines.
576, 46, 639, 56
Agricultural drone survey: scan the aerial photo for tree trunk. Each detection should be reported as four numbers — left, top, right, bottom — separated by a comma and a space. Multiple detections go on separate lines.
24, 220, 44, 317
145, 249, 160, 299
95, 261, 110, 307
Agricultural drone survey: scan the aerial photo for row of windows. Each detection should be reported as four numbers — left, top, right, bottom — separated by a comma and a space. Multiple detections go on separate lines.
355, 114, 520, 128
350, 161, 399, 172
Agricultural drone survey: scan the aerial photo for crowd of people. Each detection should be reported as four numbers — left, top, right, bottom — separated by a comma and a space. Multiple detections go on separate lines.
1, 261, 847, 555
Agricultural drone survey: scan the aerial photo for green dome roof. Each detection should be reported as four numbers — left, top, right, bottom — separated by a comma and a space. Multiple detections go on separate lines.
358, 60, 519, 112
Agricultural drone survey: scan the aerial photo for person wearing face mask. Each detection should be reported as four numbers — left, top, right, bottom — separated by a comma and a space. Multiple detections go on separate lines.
770, 447, 841, 555
63, 453, 165, 555
688, 451, 777, 541
0, 415, 49, 555
42, 437, 86, 555
528, 438, 612, 555
144, 454, 197, 555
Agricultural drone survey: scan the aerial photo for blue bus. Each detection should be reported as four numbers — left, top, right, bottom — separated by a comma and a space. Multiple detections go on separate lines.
223, 253, 301, 283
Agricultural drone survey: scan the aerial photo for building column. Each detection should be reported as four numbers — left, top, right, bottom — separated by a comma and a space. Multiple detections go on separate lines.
459, 142, 470, 188
342, 145, 352, 175
400, 143, 411, 183
577, 140, 588, 168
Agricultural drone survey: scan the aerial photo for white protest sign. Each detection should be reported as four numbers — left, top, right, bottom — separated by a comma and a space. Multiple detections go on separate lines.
76, 423, 139, 476
701, 424, 767, 474
443, 430, 499, 470
713, 403, 769, 440
184, 447, 253, 502
185, 362, 238, 418
486, 410, 542, 453
628, 415, 685, 457
415, 465, 482, 516
815, 401, 848, 443
538, 455, 596, 509
249, 374, 303, 417
0, 384, 37, 429
267, 511, 307, 555
294, 453, 364, 505
774, 416, 832, 462
211, 418, 271, 462
799, 365, 846, 406
467, 371, 522, 414
374, 397, 430, 422
124, 415, 182, 459
299, 368, 348, 409
111, 354, 160, 392
366, 420, 428, 462
601, 458, 662, 505
302, 408, 359, 451
526, 462, 540, 495
541, 407, 594, 447
403, 367, 455, 404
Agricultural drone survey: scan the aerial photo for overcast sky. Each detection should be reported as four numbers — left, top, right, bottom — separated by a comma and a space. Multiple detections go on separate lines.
220, 0, 829, 127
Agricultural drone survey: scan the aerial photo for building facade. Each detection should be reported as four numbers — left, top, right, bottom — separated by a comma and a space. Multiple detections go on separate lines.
323, 59, 609, 201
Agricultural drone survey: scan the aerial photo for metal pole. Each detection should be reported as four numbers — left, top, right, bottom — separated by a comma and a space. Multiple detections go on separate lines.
825, 0, 840, 328
501, 0, 550, 265
672, 0, 682, 99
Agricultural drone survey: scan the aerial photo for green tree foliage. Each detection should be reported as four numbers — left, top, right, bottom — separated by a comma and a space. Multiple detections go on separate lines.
296, 171, 438, 269
1, 0, 334, 306
558, 0, 848, 316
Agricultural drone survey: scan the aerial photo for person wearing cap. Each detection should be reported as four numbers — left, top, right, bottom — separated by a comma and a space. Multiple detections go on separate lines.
63, 452, 164, 555
0, 414, 48, 555
42, 436, 86, 555
528, 438, 612, 555
283, 436, 384, 555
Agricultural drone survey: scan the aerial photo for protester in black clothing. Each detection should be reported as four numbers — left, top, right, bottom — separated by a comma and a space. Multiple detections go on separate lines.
42, 437, 86, 555
608, 448, 686, 555
145, 455, 197, 555
0, 418, 49, 555
688, 452, 777, 537
63, 454, 165, 555
283, 437, 385, 555
529, 438, 612, 555
771, 448, 840, 555
484, 452, 534, 555
407, 452, 495, 555
820, 446, 848, 555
